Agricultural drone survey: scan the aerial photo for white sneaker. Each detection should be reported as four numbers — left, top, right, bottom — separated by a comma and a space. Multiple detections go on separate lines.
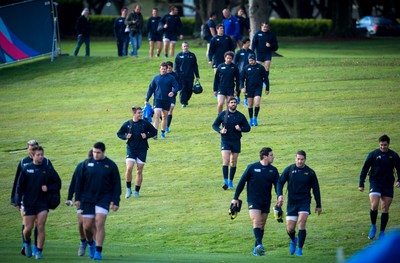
125, 188, 132, 199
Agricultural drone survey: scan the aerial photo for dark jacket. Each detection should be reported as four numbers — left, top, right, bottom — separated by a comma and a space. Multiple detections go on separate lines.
75, 15, 91, 37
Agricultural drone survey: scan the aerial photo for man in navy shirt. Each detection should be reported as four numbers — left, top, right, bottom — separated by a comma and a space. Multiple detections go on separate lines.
175, 42, 200, 108
160, 6, 183, 58
251, 22, 278, 71
208, 24, 235, 72
212, 97, 250, 190
359, 134, 400, 240
117, 106, 157, 199
75, 142, 121, 260
146, 8, 162, 58
277, 150, 322, 257
145, 62, 179, 139
232, 147, 279, 256
240, 54, 269, 126
16, 146, 61, 259
113, 7, 129, 56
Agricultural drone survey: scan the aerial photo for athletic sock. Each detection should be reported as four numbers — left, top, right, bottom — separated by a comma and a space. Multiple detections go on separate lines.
380, 213, 389, 232
167, 114, 173, 127
253, 228, 262, 245
222, 165, 228, 180
298, 229, 306, 248
126, 181, 132, 188
88, 240, 94, 246
248, 107, 253, 118
370, 209, 378, 225
34, 227, 38, 246
22, 224, 26, 243
255, 106, 260, 117
135, 185, 141, 193
96, 246, 103, 252
288, 230, 296, 241
229, 166, 237, 180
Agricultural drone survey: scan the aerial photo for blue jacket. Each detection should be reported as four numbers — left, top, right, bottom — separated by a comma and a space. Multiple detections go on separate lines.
146, 73, 179, 102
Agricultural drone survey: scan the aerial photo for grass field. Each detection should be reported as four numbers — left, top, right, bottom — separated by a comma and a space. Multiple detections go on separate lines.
1, 37, 400, 262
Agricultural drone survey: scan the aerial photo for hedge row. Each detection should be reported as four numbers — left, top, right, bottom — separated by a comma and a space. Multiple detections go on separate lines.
73, 16, 332, 38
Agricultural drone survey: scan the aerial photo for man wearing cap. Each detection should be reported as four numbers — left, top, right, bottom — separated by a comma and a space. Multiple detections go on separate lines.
240, 54, 269, 126
10, 140, 55, 257
117, 106, 157, 199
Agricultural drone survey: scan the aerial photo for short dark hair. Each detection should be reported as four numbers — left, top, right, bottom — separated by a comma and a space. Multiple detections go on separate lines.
296, 150, 306, 159
131, 106, 142, 113
228, 97, 237, 103
93, 142, 106, 152
242, 38, 250, 44
379, 134, 390, 144
32, 145, 44, 153
209, 11, 217, 17
165, 61, 173, 67
259, 147, 273, 160
216, 24, 224, 29
224, 51, 234, 58
160, 62, 168, 68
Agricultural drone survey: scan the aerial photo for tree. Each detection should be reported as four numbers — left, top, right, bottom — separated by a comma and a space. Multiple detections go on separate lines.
331, 0, 354, 37
248, 0, 270, 40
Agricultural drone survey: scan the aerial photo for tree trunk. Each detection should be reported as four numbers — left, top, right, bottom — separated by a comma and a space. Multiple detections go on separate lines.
249, 0, 270, 40
331, 0, 355, 37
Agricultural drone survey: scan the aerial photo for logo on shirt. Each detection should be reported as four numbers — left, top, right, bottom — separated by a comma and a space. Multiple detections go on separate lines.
254, 168, 261, 172
88, 163, 94, 167
27, 169, 34, 173
105, 165, 110, 168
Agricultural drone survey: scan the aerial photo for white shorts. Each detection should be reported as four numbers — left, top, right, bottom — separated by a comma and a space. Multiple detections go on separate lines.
126, 158, 145, 165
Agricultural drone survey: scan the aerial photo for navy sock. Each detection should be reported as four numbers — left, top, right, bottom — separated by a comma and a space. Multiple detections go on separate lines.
229, 166, 237, 180
135, 185, 141, 192
370, 209, 378, 225
222, 165, 228, 180
288, 230, 296, 241
380, 213, 389, 231
34, 227, 38, 246
255, 106, 260, 117
298, 229, 306, 248
167, 114, 172, 127
253, 228, 263, 245
248, 107, 253, 118
96, 246, 102, 252
126, 181, 132, 188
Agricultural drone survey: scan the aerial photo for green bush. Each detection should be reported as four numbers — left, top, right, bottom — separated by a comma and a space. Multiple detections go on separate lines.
270, 19, 332, 37
72, 17, 332, 38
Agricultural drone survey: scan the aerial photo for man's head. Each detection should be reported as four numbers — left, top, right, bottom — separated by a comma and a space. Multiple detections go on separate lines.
182, 42, 189, 52
27, 139, 39, 157
379, 134, 390, 152
224, 51, 234, 64
134, 4, 141, 13
93, 142, 106, 161
165, 61, 173, 73
295, 150, 307, 168
242, 38, 250, 49
216, 24, 224, 35
228, 97, 237, 111
32, 145, 44, 165
132, 106, 143, 120
152, 8, 158, 16
121, 7, 128, 17
248, 54, 256, 65
260, 147, 274, 163
261, 22, 269, 32
209, 11, 217, 20
160, 62, 168, 75
170, 6, 178, 15
222, 9, 230, 19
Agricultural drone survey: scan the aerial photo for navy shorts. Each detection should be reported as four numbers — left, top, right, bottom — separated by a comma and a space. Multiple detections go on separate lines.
170, 95, 176, 105
154, 99, 171, 111
286, 203, 311, 216
369, 181, 394, 198
23, 206, 48, 216
248, 201, 271, 214
148, 34, 162, 42
163, 33, 178, 42
126, 148, 147, 163
218, 86, 235, 97
256, 53, 272, 62
246, 88, 262, 98
81, 202, 110, 215
221, 140, 241, 153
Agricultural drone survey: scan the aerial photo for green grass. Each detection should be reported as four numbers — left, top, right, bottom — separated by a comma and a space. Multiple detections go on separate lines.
1, 37, 400, 262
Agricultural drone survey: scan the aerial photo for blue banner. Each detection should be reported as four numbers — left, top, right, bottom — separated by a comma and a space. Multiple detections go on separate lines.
0, 0, 54, 64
